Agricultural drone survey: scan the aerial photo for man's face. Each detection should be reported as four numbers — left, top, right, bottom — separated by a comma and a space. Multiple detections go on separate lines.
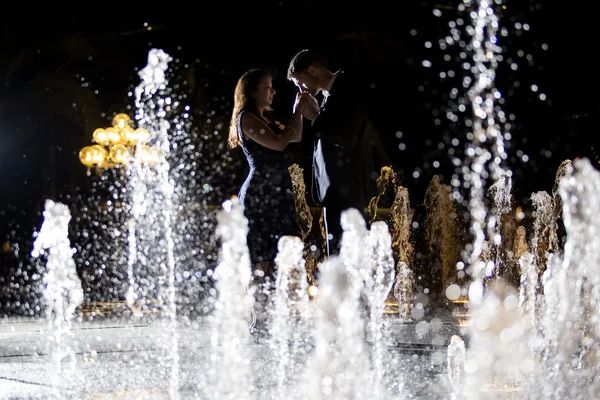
291, 69, 319, 96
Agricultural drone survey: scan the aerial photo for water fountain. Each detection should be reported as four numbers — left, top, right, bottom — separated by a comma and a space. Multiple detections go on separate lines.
204, 197, 254, 400
1, 1, 599, 399
30, 199, 84, 399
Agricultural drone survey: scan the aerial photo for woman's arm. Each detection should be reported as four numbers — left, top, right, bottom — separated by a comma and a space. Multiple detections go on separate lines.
241, 112, 299, 151
285, 111, 303, 143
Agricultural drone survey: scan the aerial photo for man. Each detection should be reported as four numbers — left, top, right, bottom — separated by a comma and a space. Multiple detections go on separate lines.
287, 49, 375, 256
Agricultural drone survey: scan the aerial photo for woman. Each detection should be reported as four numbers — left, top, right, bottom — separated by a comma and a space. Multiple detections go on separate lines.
228, 69, 310, 332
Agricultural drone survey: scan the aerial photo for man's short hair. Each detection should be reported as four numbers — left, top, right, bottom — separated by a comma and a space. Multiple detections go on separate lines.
287, 49, 326, 80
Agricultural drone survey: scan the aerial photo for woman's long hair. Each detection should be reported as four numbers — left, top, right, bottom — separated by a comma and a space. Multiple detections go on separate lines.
228, 69, 272, 148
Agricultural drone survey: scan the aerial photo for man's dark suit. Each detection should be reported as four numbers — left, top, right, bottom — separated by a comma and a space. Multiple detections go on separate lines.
310, 70, 375, 255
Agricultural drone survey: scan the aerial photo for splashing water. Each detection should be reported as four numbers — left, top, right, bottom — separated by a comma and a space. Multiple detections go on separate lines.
453, 0, 509, 302
535, 158, 600, 398
270, 235, 311, 399
205, 197, 255, 400
297, 208, 398, 399
394, 262, 414, 321
31, 199, 84, 398
300, 257, 372, 399
447, 334, 466, 398
487, 170, 512, 278
363, 221, 396, 397
126, 48, 180, 398
463, 280, 531, 398
530, 191, 558, 277
517, 252, 537, 331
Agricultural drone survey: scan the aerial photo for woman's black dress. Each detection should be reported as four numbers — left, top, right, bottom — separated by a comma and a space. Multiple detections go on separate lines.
237, 109, 301, 270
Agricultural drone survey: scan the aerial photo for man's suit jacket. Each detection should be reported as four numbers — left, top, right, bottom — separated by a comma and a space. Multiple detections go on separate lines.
310, 71, 375, 212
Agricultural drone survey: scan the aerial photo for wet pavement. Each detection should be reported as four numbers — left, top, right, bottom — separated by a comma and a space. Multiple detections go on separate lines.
0, 303, 466, 399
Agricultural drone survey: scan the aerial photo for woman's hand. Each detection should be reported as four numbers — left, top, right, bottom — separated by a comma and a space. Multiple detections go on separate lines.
294, 92, 319, 119
293, 92, 306, 114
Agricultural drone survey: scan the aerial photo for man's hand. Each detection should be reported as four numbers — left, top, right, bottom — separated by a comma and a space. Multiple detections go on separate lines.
295, 92, 319, 120
293, 92, 305, 114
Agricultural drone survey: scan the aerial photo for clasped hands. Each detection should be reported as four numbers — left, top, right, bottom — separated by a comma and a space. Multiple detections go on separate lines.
293, 91, 320, 120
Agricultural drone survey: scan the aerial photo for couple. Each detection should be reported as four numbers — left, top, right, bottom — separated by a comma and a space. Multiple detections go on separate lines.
227, 48, 375, 295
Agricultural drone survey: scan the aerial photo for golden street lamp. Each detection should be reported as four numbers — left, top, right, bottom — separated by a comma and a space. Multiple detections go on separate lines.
79, 113, 160, 170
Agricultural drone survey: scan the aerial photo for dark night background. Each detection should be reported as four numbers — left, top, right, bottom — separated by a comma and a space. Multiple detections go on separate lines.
0, 1, 597, 286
